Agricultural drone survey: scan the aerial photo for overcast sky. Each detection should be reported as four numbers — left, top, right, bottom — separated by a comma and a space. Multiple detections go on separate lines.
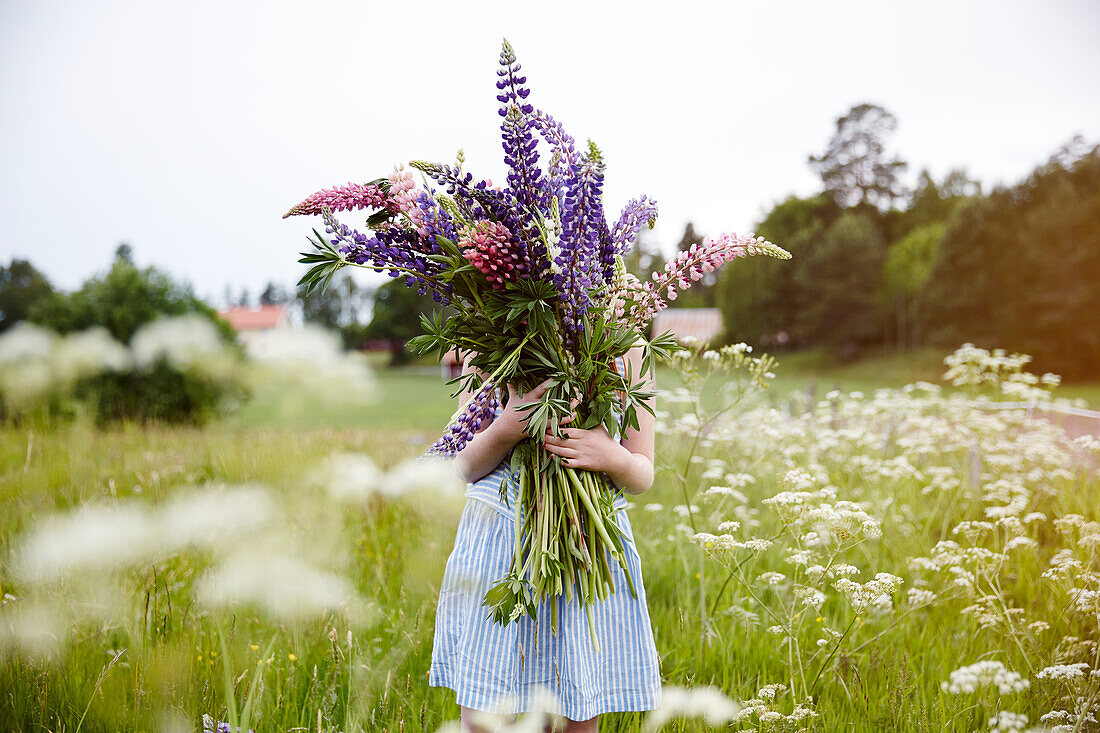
2, 0, 1098, 305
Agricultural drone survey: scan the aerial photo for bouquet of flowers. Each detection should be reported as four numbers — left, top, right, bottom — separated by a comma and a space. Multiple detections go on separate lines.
284, 39, 790, 651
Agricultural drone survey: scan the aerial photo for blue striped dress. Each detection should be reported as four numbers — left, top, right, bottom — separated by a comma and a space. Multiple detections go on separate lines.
428, 359, 663, 720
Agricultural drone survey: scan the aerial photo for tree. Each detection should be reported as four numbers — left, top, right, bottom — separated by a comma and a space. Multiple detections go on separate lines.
29, 245, 231, 343
0, 259, 54, 333
900, 167, 981, 235
364, 279, 438, 364
921, 139, 1100, 377
808, 103, 909, 210
621, 226, 666, 281
795, 211, 887, 357
673, 222, 720, 307
676, 222, 704, 253
296, 272, 370, 332
19, 245, 240, 425
884, 222, 945, 349
259, 281, 289, 305
717, 194, 838, 348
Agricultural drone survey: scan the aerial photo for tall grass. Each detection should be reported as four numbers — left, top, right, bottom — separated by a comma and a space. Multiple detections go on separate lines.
1, 343, 1098, 731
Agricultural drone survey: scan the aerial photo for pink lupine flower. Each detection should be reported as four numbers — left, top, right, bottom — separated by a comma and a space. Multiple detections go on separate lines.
387, 168, 420, 214
629, 233, 790, 326
282, 182, 388, 218
607, 269, 646, 322
459, 220, 520, 290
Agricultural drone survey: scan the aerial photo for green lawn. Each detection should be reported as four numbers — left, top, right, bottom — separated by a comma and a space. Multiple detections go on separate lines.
228, 346, 1099, 436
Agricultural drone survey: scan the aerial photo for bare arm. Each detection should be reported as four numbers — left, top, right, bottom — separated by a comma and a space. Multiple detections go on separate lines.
604, 344, 656, 494
450, 353, 554, 484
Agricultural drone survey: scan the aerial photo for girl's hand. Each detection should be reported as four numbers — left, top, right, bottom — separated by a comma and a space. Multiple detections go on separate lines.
495, 378, 554, 442
541, 418, 630, 474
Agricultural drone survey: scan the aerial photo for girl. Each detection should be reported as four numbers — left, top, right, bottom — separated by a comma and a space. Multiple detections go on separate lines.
429, 345, 663, 732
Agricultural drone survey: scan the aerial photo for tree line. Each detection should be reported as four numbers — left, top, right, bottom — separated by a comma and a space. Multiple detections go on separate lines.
0, 243, 437, 368
678, 104, 1098, 379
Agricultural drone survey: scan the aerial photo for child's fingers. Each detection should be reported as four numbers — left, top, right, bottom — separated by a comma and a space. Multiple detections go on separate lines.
520, 378, 555, 400
542, 441, 577, 459
544, 427, 579, 444
557, 396, 581, 425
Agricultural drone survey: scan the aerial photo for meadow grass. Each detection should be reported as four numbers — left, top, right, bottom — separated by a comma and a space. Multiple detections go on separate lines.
1, 346, 1098, 731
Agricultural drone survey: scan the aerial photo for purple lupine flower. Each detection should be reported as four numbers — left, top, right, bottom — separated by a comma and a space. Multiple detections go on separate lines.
283, 182, 389, 219
596, 218, 616, 286
611, 196, 659, 254
530, 109, 577, 200
415, 191, 457, 242
202, 714, 253, 733
411, 161, 548, 280
553, 144, 606, 338
496, 40, 548, 211
423, 380, 500, 458
322, 208, 454, 304
600, 195, 659, 284
410, 161, 493, 222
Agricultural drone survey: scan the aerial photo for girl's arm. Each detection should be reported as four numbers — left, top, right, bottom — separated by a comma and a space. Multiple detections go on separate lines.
541, 344, 656, 495
450, 352, 554, 484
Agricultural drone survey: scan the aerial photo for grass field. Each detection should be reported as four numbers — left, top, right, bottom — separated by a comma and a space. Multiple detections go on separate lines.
1, 345, 1098, 731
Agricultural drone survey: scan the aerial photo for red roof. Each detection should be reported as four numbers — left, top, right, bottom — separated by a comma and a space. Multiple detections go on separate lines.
652, 308, 724, 343
218, 305, 289, 331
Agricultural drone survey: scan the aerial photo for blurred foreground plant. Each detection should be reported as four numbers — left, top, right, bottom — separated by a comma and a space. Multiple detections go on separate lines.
0, 317, 245, 425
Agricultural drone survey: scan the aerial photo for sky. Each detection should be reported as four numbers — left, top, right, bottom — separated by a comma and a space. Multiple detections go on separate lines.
2, 0, 1098, 306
